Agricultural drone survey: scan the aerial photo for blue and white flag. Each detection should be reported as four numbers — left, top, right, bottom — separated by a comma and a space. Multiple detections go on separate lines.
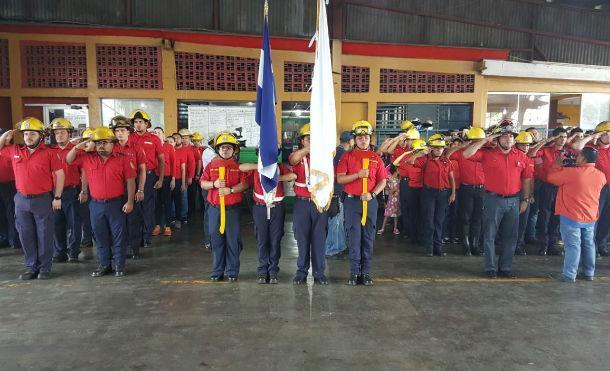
255, 1, 279, 215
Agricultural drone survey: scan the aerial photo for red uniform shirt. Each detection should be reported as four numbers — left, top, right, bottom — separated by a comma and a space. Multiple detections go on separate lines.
157, 142, 175, 178
414, 155, 454, 190
469, 147, 534, 196
0, 144, 62, 195
290, 153, 312, 198
391, 145, 412, 178
177, 145, 196, 180
73, 151, 136, 200
129, 132, 162, 171
450, 149, 484, 186
201, 157, 249, 206
250, 164, 289, 204
50, 143, 81, 188
114, 141, 146, 167
532, 146, 577, 183
336, 148, 389, 195
409, 166, 423, 188
0, 152, 15, 183
450, 158, 461, 189
591, 144, 610, 184
173, 146, 188, 180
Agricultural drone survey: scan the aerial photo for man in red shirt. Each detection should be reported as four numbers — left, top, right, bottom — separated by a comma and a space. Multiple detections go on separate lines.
547, 147, 606, 282
152, 127, 175, 237
49, 118, 83, 263
513, 132, 536, 256
129, 110, 164, 248
0, 129, 20, 250
0, 118, 65, 280
571, 121, 610, 257
66, 127, 135, 277
200, 132, 249, 282
464, 123, 533, 278
408, 134, 456, 257
180, 129, 202, 219
528, 127, 575, 256
171, 132, 193, 228
111, 116, 147, 260
337, 121, 388, 286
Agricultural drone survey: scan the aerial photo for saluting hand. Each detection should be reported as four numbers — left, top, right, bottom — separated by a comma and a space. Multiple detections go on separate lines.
1, 129, 14, 144
487, 133, 501, 142
123, 202, 134, 214
74, 138, 91, 149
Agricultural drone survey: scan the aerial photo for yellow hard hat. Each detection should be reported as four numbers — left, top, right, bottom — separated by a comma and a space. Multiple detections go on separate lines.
129, 110, 151, 126
404, 127, 420, 140
411, 139, 427, 151
214, 131, 239, 148
178, 128, 192, 137
50, 117, 74, 131
466, 127, 485, 140
595, 121, 610, 133
352, 120, 373, 136
515, 131, 533, 144
401, 120, 414, 131
91, 127, 116, 142
17, 117, 45, 133
428, 133, 446, 147
81, 128, 94, 139
299, 123, 311, 137
192, 132, 203, 141
109, 115, 133, 132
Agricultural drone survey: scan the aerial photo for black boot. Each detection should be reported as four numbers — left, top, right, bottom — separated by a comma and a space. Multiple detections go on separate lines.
462, 236, 472, 256
471, 237, 481, 256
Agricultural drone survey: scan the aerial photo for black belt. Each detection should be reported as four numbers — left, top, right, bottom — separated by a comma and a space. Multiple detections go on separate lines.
18, 192, 49, 199
254, 202, 282, 208
91, 196, 124, 203
462, 184, 484, 189
486, 191, 519, 198
345, 194, 359, 198
146, 170, 155, 175
295, 196, 312, 202
400, 177, 409, 182
424, 187, 449, 192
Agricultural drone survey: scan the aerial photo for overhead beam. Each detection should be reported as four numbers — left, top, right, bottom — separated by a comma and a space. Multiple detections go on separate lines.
479, 59, 610, 83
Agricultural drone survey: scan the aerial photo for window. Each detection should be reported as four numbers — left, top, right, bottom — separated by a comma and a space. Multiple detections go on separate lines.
101, 99, 164, 128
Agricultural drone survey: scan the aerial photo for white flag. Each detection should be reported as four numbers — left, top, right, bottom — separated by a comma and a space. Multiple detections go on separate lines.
309, 0, 336, 212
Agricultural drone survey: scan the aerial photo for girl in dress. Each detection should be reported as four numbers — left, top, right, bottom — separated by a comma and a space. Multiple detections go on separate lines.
378, 165, 401, 235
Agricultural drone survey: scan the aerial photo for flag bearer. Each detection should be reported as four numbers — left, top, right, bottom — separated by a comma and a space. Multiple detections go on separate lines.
129, 110, 164, 248
110, 116, 147, 259
289, 124, 330, 285
240, 159, 296, 284
408, 134, 456, 257
66, 127, 135, 277
337, 121, 388, 286
0, 118, 65, 280
49, 118, 83, 263
200, 132, 249, 282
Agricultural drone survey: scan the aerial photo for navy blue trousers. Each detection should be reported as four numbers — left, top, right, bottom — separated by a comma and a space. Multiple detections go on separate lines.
293, 198, 328, 280
53, 188, 82, 259
89, 198, 127, 270
252, 203, 285, 276
142, 172, 157, 243
15, 193, 54, 273
420, 188, 450, 254
344, 196, 378, 275
208, 205, 241, 277
0, 182, 20, 248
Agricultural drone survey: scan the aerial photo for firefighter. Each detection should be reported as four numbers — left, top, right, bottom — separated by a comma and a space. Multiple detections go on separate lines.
446, 127, 486, 256
514, 131, 535, 255
200, 132, 249, 282
179, 128, 199, 223
129, 110, 164, 248
463, 123, 534, 278
152, 127, 175, 237
337, 120, 388, 285
528, 127, 576, 255
0, 129, 20, 251
239, 156, 296, 284
289, 123, 330, 285
110, 116, 147, 260
78, 127, 95, 258
0, 118, 65, 280
49, 118, 83, 263
408, 134, 456, 257
66, 127, 135, 277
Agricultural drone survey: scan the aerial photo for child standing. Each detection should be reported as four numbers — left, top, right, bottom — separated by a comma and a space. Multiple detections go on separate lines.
378, 165, 401, 235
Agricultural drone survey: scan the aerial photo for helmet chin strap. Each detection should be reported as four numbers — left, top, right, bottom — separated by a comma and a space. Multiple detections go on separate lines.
26, 136, 43, 150
498, 140, 511, 151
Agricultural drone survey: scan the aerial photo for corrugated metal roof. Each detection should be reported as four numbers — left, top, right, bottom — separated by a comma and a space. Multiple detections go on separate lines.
0, 0, 126, 25
536, 35, 610, 66
132, 0, 213, 30
219, 0, 315, 37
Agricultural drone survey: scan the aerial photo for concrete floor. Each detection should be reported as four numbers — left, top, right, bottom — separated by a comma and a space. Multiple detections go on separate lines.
1, 213, 609, 371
